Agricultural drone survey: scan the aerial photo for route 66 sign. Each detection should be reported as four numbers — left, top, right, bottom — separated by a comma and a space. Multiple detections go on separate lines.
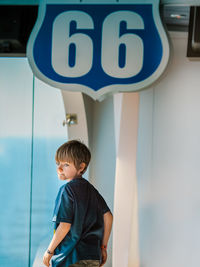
27, 0, 170, 100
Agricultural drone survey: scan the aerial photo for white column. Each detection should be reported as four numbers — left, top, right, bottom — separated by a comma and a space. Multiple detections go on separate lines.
113, 92, 140, 267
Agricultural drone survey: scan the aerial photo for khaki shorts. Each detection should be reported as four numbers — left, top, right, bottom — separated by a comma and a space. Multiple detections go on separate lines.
69, 260, 100, 267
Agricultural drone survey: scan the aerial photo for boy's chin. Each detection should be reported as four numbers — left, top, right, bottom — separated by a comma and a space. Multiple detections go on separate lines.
58, 174, 67, 180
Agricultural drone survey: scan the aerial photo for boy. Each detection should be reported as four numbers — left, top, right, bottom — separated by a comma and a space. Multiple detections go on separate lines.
43, 140, 113, 267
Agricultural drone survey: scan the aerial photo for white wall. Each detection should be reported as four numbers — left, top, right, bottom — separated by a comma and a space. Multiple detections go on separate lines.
137, 31, 200, 267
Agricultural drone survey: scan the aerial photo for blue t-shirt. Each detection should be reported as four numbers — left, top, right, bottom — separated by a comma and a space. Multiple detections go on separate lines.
51, 178, 110, 267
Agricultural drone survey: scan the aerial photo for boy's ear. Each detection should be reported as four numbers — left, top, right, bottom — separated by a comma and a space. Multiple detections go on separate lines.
79, 162, 86, 174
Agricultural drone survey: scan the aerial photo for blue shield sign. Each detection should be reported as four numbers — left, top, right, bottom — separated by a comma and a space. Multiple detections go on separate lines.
27, 0, 170, 100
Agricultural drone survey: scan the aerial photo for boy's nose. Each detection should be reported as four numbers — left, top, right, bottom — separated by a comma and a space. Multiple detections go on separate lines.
57, 166, 63, 172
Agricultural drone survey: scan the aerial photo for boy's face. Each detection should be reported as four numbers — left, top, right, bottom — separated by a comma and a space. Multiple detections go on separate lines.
56, 160, 85, 181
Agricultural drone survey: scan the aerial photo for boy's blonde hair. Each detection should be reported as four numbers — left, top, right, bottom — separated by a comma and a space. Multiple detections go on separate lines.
55, 140, 91, 173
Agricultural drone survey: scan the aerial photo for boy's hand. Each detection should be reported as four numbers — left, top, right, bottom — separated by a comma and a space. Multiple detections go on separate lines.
43, 250, 54, 267
100, 249, 107, 267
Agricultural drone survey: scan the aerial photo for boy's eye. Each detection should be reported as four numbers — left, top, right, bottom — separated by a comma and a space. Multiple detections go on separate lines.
55, 162, 59, 166
64, 163, 69, 167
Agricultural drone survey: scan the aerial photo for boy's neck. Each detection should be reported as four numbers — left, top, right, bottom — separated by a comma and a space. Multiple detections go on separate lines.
72, 175, 83, 180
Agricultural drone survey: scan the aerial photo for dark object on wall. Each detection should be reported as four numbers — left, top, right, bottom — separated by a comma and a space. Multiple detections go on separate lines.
0, 6, 38, 56
187, 6, 200, 58
161, 5, 189, 32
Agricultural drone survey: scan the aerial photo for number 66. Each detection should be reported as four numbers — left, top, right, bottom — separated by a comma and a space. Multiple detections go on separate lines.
52, 10, 144, 78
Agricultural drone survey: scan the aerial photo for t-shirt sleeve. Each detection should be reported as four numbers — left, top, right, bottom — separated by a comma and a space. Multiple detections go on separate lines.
99, 193, 110, 214
56, 186, 74, 224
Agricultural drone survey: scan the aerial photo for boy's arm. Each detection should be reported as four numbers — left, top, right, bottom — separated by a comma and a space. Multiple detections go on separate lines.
43, 222, 71, 267
100, 211, 113, 267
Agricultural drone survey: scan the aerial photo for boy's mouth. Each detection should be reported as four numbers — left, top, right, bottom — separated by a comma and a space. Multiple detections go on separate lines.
58, 174, 66, 180
58, 173, 65, 177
